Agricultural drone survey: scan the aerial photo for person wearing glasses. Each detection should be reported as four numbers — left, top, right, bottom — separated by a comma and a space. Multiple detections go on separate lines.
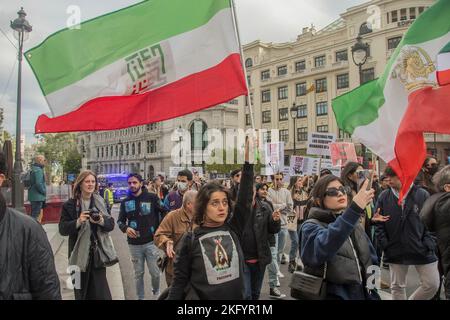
167, 139, 253, 300
300, 174, 380, 300
229, 169, 242, 203
415, 156, 439, 195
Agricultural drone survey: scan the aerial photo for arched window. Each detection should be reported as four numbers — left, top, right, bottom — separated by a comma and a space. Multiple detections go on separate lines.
132, 143, 136, 155
126, 144, 129, 156
359, 22, 372, 35
245, 58, 253, 68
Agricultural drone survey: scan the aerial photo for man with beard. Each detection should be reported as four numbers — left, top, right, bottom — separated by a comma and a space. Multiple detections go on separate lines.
0, 151, 61, 300
118, 173, 166, 299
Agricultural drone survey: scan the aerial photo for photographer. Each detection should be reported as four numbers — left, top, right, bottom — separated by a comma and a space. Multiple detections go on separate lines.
59, 170, 115, 300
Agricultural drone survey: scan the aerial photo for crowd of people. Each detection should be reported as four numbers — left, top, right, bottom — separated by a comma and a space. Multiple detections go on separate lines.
0, 147, 449, 301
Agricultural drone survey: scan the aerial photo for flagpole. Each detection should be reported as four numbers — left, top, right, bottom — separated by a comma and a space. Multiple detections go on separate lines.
230, 0, 255, 129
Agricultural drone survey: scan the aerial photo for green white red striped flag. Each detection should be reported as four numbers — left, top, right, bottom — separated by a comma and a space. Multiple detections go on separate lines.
26, 0, 247, 133
437, 41, 450, 86
332, 0, 450, 201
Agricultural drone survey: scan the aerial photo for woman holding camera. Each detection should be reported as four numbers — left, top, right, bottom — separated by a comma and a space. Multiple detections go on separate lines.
59, 170, 115, 300
299, 175, 380, 300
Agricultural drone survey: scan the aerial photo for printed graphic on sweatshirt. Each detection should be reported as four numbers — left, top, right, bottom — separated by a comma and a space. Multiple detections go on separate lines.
125, 200, 136, 213
198, 231, 239, 285
129, 220, 138, 230
140, 202, 152, 215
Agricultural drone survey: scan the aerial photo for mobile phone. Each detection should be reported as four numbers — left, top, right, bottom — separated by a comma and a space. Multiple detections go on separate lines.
366, 170, 374, 191
357, 169, 373, 190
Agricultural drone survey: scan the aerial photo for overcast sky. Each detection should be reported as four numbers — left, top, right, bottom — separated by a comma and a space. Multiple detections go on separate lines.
0, 0, 366, 145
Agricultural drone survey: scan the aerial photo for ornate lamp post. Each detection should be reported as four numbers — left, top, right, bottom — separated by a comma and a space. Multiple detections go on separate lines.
351, 35, 370, 168
10, 7, 32, 211
290, 103, 299, 155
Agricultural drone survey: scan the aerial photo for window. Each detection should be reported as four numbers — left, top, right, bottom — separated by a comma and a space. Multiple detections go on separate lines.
315, 78, 327, 93
297, 105, 307, 118
339, 129, 350, 139
418, 7, 425, 15
295, 60, 306, 72
106, 147, 109, 157
279, 108, 289, 121
261, 90, 271, 103
126, 144, 129, 156
335, 50, 348, 62
391, 10, 398, 23
138, 142, 141, 154
247, 75, 251, 86
245, 114, 251, 126
261, 69, 270, 81
359, 22, 372, 35
278, 86, 288, 100
316, 102, 328, 116
297, 127, 308, 141
115, 145, 118, 157
400, 8, 407, 21
277, 65, 287, 76
132, 143, 135, 155
262, 111, 271, 123
296, 82, 307, 96
314, 55, 326, 67
262, 131, 271, 143
245, 58, 253, 68
279, 129, 288, 143
97, 148, 99, 158
244, 93, 253, 106
317, 125, 328, 133
101, 147, 104, 158
361, 68, 375, 84
388, 36, 402, 50
150, 140, 157, 153
337, 74, 349, 89
409, 7, 416, 20
146, 141, 150, 154
228, 99, 238, 105
110, 146, 113, 157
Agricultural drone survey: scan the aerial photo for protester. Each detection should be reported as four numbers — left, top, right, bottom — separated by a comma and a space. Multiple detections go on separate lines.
415, 156, 439, 195
164, 169, 194, 212
420, 165, 450, 299
241, 182, 281, 299
59, 170, 116, 300
300, 175, 380, 300
28, 155, 47, 222
103, 182, 114, 213
154, 190, 198, 287
0, 151, 61, 300
118, 173, 166, 299
167, 138, 253, 300
230, 168, 242, 202
375, 166, 439, 300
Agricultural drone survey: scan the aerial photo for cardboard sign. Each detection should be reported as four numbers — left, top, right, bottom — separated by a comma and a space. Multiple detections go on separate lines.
264, 142, 285, 176
321, 158, 342, 177
329, 142, 358, 167
301, 157, 321, 175
307, 132, 336, 156
290, 156, 305, 176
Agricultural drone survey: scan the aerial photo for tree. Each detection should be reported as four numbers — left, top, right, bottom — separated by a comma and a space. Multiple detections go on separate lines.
36, 133, 81, 182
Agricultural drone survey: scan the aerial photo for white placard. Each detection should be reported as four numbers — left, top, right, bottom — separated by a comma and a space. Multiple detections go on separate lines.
301, 157, 321, 175
264, 142, 284, 176
306, 132, 336, 156
321, 158, 342, 177
290, 156, 305, 176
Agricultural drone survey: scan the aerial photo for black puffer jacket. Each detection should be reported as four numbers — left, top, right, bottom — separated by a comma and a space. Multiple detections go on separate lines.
420, 192, 450, 275
0, 207, 61, 300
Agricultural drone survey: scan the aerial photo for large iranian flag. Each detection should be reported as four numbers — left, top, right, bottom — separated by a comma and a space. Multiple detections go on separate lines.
332, 0, 450, 201
26, 0, 247, 133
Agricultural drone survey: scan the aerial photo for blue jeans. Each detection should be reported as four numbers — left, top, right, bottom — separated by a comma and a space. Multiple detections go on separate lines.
243, 262, 265, 300
129, 242, 161, 300
30, 201, 44, 221
268, 235, 280, 289
288, 225, 300, 262
277, 228, 288, 263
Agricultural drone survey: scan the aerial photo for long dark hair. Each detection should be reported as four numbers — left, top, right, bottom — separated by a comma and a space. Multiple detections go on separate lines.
311, 175, 346, 209
193, 182, 232, 225
340, 162, 361, 193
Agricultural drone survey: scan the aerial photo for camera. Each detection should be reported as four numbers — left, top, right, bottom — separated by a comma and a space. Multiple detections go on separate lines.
88, 208, 101, 222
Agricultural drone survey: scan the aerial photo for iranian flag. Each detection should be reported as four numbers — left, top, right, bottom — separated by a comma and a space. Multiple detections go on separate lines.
437, 41, 450, 86
26, 0, 247, 133
332, 0, 450, 201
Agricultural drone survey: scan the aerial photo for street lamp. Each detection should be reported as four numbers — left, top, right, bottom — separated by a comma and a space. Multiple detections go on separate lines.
290, 103, 299, 155
10, 7, 32, 211
118, 140, 123, 173
351, 35, 370, 168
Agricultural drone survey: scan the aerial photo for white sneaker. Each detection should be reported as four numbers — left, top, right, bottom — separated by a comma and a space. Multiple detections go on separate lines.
277, 271, 285, 278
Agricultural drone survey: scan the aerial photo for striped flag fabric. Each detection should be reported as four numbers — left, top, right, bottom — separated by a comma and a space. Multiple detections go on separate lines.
437, 41, 450, 86
332, 0, 450, 202
26, 0, 247, 133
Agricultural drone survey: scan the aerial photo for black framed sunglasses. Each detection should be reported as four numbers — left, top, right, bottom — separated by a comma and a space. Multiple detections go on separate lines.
325, 186, 350, 197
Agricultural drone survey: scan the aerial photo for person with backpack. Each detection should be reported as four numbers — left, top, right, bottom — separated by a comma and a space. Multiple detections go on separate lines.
27, 155, 47, 222
375, 166, 440, 300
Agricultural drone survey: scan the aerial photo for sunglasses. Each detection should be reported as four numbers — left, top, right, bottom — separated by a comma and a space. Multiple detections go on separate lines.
325, 186, 350, 197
